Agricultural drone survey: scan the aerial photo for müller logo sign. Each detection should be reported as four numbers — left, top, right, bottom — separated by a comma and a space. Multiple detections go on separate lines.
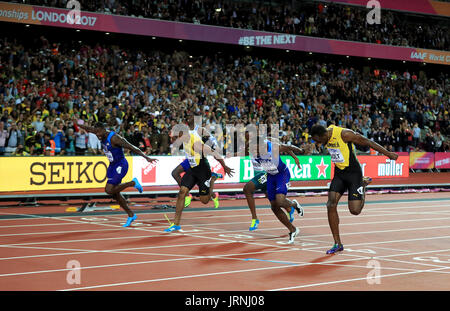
355, 156, 409, 179
377, 159, 405, 177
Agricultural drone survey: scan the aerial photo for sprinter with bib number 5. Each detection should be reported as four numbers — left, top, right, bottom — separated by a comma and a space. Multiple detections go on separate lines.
310, 124, 398, 254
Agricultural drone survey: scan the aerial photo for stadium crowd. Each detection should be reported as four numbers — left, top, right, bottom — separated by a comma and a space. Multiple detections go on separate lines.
0, 32, 448, 157
21, 0, 449, 51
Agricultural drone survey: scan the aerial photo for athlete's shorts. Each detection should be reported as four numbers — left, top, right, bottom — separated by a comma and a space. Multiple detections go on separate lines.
249, 171, 268, 193
329, 167, 364, 200
180, 160, 212, 196
180, 159, 191, 172
107, 158, 129, 185
266, 168, 291, 202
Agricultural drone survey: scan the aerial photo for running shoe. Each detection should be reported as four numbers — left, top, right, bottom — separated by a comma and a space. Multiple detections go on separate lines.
326, 243, 344, 254
249, 219, 260, 231
132, 177, 143, 193
185, 193, 193, 207
211, 172, 223, 179
164, 224, 181, 232
292, 199, 304, 217
287, 227, 300, 244
363, 176, 372, 187
289, 207, 295, 223
123, 214, 137, 227
213, 192, 220, 209
361, 177, 372, 200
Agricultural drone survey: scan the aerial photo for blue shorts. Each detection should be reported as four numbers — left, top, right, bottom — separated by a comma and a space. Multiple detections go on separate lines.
266, 168, 291, 202
106, 158, 129, 185
180, 159, 191, 172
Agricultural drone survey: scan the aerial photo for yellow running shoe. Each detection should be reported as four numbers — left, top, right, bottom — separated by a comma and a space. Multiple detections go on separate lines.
249, 219, 259, 231
184, 193, 192, 207
213, 192, 220, 208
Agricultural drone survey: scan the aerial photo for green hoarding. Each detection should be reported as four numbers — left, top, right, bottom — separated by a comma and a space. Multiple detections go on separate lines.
239, 155, 331, 182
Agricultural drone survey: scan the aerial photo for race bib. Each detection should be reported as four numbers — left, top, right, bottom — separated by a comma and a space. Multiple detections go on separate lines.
258, 173, 267, 184
187, 156, 199, 168
104, 150, 114, 162
328, 148, 345, 163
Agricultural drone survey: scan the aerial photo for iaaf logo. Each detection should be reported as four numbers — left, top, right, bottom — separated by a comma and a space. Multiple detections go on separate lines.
141, 160, 157, 183
378, 159, 404, 177
410, 51, 427, 60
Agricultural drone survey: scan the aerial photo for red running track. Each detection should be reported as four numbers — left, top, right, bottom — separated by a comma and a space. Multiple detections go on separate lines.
0, 191, 449, 291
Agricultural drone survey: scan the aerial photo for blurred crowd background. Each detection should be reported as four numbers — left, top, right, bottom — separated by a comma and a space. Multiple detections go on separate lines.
0, 0, 448, 157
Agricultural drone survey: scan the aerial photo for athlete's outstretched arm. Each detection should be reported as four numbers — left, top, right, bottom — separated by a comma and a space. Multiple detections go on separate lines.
341, 129, 398, 160
194, 141, 234, 177
73, 119, 96, 133
111, 134, 158, 163
279, 144, 303, 168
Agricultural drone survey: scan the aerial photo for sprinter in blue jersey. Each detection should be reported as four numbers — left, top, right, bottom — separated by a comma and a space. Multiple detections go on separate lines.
245, 132, 307, 244
74, 119, 158, 227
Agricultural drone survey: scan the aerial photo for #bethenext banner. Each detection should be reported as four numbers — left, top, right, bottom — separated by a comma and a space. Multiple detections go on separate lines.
0, 2, 449, 65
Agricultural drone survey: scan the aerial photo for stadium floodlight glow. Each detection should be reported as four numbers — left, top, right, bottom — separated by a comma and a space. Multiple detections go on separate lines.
189, 55, 193, 58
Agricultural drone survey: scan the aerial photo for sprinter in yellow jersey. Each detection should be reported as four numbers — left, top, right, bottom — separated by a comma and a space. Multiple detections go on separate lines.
171, 114, 221, 208
165, 122, 234, 233
310, 124, 398, 254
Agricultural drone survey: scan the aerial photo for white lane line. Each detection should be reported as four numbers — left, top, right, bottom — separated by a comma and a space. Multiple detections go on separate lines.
1, 213, 449, 238
268, 266, 450, 291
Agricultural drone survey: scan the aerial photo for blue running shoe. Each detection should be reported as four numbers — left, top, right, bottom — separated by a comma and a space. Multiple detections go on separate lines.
164, 224, 181, 232
249, 219, 259, 231
132, 177, 143, 193
123, 214, 137, 227
326, 244, 344, 254
211, 172, 223, 179
289, 207, 295, 223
